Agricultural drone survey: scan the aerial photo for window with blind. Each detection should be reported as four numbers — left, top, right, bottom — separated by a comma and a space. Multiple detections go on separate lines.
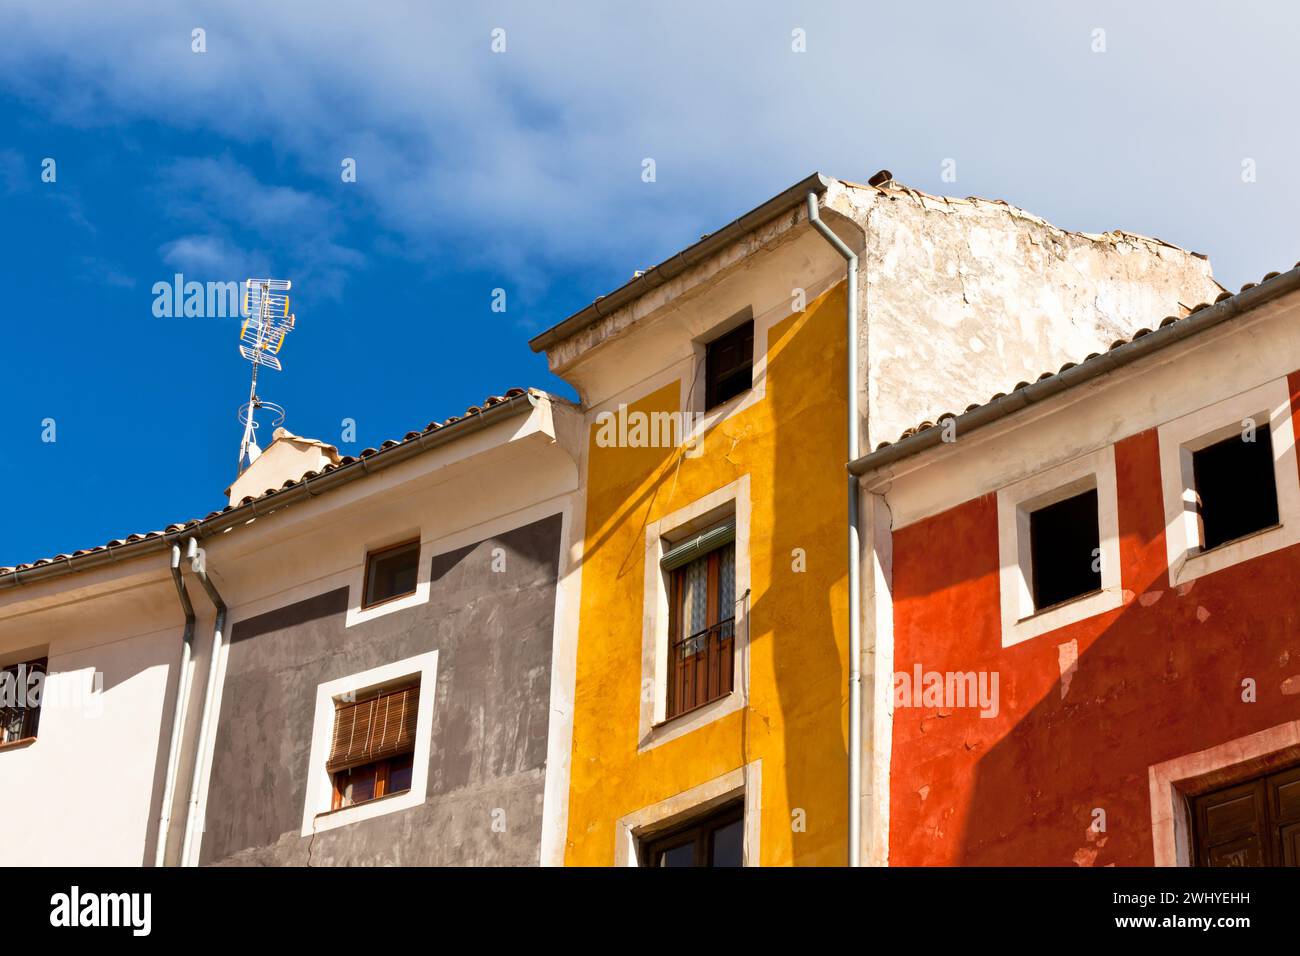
328, 680, 420, 811
663, 519, 736, 720
0, 657, 46, 749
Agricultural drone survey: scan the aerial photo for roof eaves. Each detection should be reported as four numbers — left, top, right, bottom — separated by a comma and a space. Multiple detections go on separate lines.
0, 388, 537, 589
528, 172, 833, 354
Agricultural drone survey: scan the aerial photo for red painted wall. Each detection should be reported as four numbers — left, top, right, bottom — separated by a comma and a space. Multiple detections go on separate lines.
889, 374, 1300, 865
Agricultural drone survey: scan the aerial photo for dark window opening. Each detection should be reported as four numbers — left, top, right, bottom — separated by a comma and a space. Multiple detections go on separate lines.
704, 319, 753, 410
1192, 761, 1300, 866
1192, 426, 1279, 551
1029, 489, 1101, 612
327, 682, 419, 811
641, 800, 745, 867
363, 540, 420, 608
0, 657, 46, 748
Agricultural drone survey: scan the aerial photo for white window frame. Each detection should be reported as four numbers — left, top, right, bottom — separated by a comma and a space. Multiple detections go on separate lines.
1158, 377, 1300, 588
299, 650, 439, 836
1148, 720, 1300, 866
674, 308, 770, 459
614, 760, 761, 866
345, 529, 428, 628
997, 446, 1122, 648
638, 476, 750, 751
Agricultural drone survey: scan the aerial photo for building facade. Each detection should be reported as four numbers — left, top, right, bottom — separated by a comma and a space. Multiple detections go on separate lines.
5, 171, 1275, 868
855, 266, 1300, 866
529, 172, 1223, 866
1, 389, 584, 866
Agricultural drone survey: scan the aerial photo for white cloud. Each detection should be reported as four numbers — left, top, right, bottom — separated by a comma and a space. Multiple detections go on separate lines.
159, 235, 252, 277
152, 155, 363, 298
1, 0, 1297, 291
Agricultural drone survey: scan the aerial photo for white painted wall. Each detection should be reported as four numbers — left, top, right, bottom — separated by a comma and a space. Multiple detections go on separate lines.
0, 578, 180, 866
824, 180, 1224, 451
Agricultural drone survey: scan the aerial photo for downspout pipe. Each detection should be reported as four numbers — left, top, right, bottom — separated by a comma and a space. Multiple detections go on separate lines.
180, 536, 227, 868
155, 543, 196, 867
806, 192, 862, 866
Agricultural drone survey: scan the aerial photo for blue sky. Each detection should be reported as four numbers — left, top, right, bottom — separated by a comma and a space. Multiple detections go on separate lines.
2, 1, 1298, 567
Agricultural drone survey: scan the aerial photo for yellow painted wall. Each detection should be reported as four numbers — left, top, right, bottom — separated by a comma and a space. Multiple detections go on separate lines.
565, 283, 849, 865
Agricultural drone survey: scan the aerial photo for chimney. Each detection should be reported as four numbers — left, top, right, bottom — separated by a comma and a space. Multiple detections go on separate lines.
225, 427, 341, 506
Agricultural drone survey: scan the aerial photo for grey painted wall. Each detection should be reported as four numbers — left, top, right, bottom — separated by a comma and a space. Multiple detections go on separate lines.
199, 513, 563, 866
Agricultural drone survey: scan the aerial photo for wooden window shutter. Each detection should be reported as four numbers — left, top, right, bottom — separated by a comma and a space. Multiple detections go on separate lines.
326, 683, 419, 774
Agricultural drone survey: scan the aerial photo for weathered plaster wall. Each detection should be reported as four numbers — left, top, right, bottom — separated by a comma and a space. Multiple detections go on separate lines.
827, 182, 1225, 450
547, 175, 1223, 460
545, 176, 1226, 868
564, 283, 849, 865
200, 514, 562, 866
886, 386, 1300, 866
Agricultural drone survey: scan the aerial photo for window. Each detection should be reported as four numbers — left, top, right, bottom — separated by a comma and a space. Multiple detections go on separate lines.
616, 762, 759, 865
663, 520, 736, 720
0, 657, 46, 748
1028, 489, 1101, 611
641, 800, 745, 867
704, 319, 753, 410
996, 447, 1122, 647
302, 651, 438, 836
362, 539, 420, 608
1158, 378, 1300, 587
1192, 426, 1279, 551
327, 681, 420, 811
1191, 762, 1300, 867
639, 478, 750, 751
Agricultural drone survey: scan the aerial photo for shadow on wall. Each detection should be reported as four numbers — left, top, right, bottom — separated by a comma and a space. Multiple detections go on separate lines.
890, 427, 1300, 866
561, 281, 852, 865
764, 287, 851, 866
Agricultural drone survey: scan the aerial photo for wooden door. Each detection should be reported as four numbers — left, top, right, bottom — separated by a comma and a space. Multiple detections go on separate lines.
1192, 762, 1300, 866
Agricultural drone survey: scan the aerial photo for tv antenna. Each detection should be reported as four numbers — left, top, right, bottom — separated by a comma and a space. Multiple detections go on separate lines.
236, 278, 297, 474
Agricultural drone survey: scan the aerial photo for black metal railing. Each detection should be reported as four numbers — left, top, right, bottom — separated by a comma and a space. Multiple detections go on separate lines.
668, 617, 735, 719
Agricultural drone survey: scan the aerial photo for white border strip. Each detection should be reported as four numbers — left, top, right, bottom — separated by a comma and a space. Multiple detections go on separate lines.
996, 446, 1122, 647
299, 650, 440, 837
1158, 377, 1300, 587
614, 760, 762, 866
1148, 719, 1300, 866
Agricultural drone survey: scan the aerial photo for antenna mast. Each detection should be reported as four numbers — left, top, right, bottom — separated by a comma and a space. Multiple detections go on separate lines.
236, 278, 297, 473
